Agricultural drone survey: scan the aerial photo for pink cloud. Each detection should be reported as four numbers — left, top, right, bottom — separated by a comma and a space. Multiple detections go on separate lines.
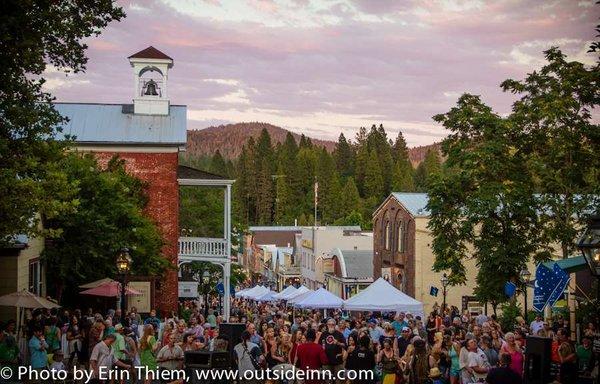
46, 0, 598, 146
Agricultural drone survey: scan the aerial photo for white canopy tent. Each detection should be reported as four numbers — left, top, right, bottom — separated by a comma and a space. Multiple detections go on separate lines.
343, 277, 424, 316
247, 286, 270, 300
283, 285, 310, 300
286, 290, 314, 305
294, 287, 343, 309
255, 290, 277, 302
239, 285, 266, 299
273, 285, 297, 300
235, 288, 250, 297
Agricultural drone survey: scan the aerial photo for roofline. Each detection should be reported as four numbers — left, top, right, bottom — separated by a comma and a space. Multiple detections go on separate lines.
372, 194, 407, 218
178, 178, 235, 186
52, 102, 186, 107
75, 141, 185, 146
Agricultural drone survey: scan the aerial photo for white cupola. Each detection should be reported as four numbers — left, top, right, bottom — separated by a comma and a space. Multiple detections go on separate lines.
128, 46, 173, 115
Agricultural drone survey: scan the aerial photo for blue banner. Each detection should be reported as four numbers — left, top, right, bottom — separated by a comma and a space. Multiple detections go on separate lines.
546, 263, 570, 309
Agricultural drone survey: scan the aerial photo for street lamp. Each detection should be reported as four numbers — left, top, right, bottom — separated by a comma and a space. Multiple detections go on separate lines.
520, 267, 531, 319
577, 216, 600, 299
116, 248, 132, 324
202, 270, 211, 317
440, 273, 449, 314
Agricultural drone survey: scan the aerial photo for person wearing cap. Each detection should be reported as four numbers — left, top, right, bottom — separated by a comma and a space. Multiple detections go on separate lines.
368, 319, 384, 347
318, 318, 346, 383
391, 313, 408, 335
397, 326, 412, 357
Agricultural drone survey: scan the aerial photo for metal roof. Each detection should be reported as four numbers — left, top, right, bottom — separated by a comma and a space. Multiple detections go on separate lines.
391, 192, 430, 217
543, 256, 588, 274
53, 103, 186, 145
178, 165, 226, 180
338, 249, 374, 279
249, 226, 303, 232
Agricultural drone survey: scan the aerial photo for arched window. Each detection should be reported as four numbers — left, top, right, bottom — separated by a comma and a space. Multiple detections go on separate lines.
385, 222, 391, 250
397, 222, 405, 252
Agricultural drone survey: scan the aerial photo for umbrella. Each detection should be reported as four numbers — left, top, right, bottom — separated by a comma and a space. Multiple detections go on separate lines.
0, 290, 60, 309
80, 281, 141, 297
79, 278, 116, 289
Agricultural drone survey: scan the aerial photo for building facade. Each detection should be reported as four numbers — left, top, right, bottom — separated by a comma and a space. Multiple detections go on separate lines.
324, 248, 373, 299
373, 193, 540, 315
53, 47, 186, 315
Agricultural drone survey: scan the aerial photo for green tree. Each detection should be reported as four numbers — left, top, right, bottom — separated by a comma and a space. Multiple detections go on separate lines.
42, 153, 166, 305
414, 149, 442, 191
428, 94, 551, 309
341, 177, 362, 214
501, 48, 600, 259
364, 149, 384, 200
333, 133, 355, 178
210, 150, 228, 177
0, 1, 124, 244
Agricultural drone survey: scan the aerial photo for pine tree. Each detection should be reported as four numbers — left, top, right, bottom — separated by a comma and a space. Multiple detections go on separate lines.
341, 178, 362, 214
392, 159, 415, 192
210, 150, 228, 176
414, 149, 442, 191
333, 133, 354, 178
256, 158, 274, 224
364, 149, 384, 199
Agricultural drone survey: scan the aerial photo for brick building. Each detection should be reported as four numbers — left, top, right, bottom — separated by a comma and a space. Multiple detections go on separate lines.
54, 47, 186, 315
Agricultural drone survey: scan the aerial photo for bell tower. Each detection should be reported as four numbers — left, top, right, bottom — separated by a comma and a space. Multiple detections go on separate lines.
128, 46, 174, 115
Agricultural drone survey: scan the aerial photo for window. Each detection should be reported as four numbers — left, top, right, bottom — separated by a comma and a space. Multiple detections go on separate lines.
397, 222, 405, 253
384, 222, 390, 250
29, 259, 42, 296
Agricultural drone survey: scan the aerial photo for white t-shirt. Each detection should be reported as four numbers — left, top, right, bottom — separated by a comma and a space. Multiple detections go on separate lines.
530, 320, 544, 335
90, 341, 115, 378
467, 349, 489, 381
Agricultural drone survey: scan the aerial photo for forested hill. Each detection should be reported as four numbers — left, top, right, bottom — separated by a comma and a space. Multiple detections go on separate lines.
186, 122, 439, 165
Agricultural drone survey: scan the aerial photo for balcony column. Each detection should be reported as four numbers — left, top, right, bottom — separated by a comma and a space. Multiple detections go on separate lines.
223, 184, 232, 322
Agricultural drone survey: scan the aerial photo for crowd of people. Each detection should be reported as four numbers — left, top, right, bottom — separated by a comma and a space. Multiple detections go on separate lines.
0, 298, 597, 384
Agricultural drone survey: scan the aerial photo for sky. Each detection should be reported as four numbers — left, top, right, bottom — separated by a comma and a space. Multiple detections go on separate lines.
46, 0, 598, 146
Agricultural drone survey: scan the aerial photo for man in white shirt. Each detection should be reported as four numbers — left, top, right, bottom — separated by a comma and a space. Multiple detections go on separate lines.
156, 333, 184, 372
90, 334, 131, 381
466, 338, 490, 382
530, 314, 544, 335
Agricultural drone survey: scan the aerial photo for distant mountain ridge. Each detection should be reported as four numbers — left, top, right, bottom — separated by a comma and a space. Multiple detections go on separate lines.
186, 122, 439, 165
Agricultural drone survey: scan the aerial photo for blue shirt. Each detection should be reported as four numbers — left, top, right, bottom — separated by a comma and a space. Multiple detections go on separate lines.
29, 336, 47, 369
343, 328, 352, 340
391, 320, 408, 334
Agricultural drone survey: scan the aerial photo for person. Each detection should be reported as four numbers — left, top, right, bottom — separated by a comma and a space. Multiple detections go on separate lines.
139, 325, 160, 384
481, 335, 499, 368
427, 312, 438, 345
447, 334, 461, 384
90, 334, 131, 382
411, 338, 430, 384
530, 314, 544, 335
465, 338, 490, 382
367, 319, 383, 348
66, 315, 83, 366
391, 325, 407, 359
556, 328, 577, 384
29, 327, 48, 370
377, 338, 399, 384
576, 336, 596, 380
0, 326, 19, 383
156, 333, 184, 378
50, 350, 67, 374
318, 318, 346, 383
44, 316, 61, 353
88, 318, 105, 362
500, 332, 523, 376
344, 335, 375, 384
295, 329, 328, 384
144, 309, 161, 331
391, 313, 408, 335
113, 324, 130, 369
486, 353, 522, 384
428, 367, 444, 384
234, 330, 263, 381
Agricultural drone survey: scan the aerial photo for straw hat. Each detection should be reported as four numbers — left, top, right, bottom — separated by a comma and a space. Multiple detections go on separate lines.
428, 367, 442, 378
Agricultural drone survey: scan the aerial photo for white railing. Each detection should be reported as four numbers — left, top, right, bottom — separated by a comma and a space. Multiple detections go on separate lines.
178, 237, 228, 258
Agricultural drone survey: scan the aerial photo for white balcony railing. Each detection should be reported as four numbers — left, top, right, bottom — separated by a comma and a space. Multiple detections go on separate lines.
178, 237, 228, 259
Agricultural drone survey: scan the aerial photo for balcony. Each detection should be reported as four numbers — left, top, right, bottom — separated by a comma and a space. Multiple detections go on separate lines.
178, 237, 229, 262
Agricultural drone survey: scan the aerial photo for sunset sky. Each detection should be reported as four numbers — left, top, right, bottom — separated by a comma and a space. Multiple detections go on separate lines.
46, 0, 598, 146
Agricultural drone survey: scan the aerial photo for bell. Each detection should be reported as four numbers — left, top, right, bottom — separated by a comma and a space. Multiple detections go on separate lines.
144, 79, 159, 96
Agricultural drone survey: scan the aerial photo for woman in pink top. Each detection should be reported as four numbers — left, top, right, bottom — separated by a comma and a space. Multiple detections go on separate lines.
500, 332, 524, 376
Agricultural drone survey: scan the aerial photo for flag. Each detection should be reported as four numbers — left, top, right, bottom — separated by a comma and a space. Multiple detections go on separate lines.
533, 264, 557, 312
546, 263, 570, 309
504, 281, 516, 298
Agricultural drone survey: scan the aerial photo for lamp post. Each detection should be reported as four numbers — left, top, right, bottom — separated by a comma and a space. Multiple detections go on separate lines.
520, 267, 531, 320
202, 270, 211, 318
577, 216, 600, 300
116, 248, 132, 325
440, 273, 449, 314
